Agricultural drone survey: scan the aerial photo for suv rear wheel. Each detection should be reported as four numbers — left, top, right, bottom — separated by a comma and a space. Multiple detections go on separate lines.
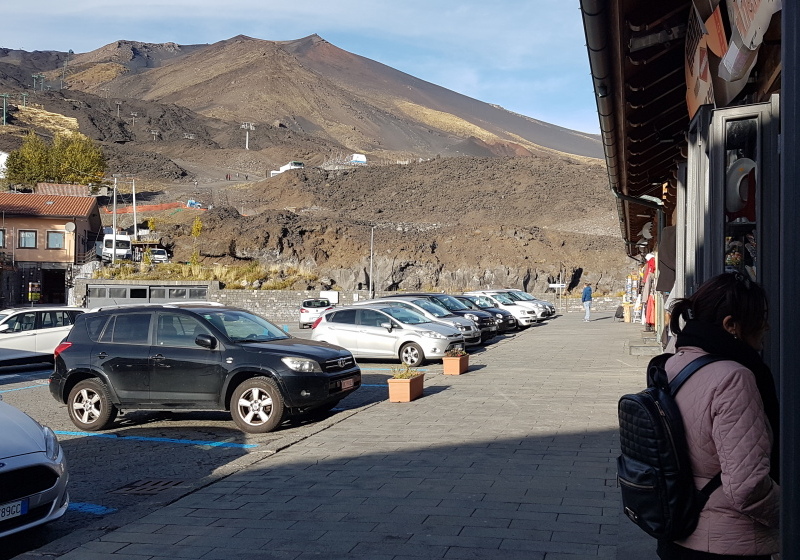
67, 379, 118, 431
400, 342, 424, 367
230, 377, 285, 433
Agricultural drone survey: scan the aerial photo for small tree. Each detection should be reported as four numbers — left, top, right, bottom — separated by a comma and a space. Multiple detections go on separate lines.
190, 216, 203, 265
5, 130, 106, 185
5, 132, 50, 184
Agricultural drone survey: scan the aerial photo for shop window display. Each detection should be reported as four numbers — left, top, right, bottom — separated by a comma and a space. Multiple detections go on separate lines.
723, 118, 758, 281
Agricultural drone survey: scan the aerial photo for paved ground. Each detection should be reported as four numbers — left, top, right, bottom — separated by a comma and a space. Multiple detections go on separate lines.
21, 311, 660, 559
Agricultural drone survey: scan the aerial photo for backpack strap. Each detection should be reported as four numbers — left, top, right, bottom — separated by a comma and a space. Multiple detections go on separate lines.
668, 354, 725, 396
700, 472, 722, 497
669, 354, 725, 499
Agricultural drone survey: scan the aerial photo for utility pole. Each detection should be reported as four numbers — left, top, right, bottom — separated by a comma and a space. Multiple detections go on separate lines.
115, 101, 121, 118
131, 178, 138, 240
111, 177, 118, 265
130, 112, 137, 127
60, 49, 73, 90
0, 94, 9, 126
241, 122, 254, 150
149, 130, 159, 141
32, 73, 45, 91
19, 92, 27, 107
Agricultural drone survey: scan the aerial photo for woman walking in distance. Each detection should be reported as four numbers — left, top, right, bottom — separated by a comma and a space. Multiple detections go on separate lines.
658, 273, 779, 559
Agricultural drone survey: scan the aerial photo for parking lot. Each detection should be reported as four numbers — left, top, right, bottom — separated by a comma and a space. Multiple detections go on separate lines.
0, 325, 520, 559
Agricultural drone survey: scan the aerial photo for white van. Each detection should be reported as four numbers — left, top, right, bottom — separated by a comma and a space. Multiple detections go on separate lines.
98, 234, 132, 262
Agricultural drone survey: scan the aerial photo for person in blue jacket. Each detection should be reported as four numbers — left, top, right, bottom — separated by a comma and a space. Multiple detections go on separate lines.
582, 282, 593, 322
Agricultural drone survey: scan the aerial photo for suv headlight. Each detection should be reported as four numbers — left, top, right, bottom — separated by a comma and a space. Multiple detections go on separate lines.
464, 313, 479, 322
43, 426, 61, 461
419, 330, 446, 339
494, 313, 503, 319
281, 357, 322, 373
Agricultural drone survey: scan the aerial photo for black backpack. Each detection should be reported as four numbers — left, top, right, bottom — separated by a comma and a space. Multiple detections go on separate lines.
617, 353, 723, 540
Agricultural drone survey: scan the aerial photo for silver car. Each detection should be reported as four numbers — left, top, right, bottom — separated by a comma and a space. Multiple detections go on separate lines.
0, 307, 85, 366
354, 296, 482, 346
311, 304, 464, 366
0, 396, 69, 537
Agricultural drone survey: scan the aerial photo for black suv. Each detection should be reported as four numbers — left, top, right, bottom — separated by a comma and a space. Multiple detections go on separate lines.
383, 293, 497, 342
49, 303, 361, 434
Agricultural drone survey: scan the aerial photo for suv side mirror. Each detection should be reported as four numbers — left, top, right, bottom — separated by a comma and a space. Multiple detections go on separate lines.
380, 322, 393, 331
195, 333, 217, 349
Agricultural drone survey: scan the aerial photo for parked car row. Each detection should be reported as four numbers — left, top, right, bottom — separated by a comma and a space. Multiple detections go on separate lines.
309, 290, 558, 367
0, 289, 554, 537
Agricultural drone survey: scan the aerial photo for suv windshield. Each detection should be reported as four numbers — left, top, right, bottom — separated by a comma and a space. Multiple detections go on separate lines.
432, 295, 470, 311
196, 309, 289, 342
409, 299, 452, 318
382, 307, 430, 325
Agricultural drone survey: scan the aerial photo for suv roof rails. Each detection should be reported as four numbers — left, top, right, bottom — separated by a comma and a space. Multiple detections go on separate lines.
88, 301, 224, 312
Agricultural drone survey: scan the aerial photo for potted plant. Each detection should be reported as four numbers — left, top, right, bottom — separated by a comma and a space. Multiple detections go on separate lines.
442, 347, 469, 375
387, 364, 425, 402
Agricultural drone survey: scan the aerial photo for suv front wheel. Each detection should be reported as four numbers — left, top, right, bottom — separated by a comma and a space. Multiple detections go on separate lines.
230, 377, 285, 433
67, 378, 118, 431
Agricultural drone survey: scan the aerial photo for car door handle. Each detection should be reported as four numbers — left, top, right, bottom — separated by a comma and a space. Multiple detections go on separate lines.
151, 354, 165, 361
96, 352, 107, 359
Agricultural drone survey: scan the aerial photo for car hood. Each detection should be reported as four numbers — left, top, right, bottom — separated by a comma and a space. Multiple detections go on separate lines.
239, 338, 351, 360
0, 401, 45, 459
482, 307, 511, 316
450, 309, 493, 319
417, 322, 462, 336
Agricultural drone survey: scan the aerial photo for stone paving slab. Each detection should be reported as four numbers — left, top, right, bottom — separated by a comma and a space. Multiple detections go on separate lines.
41, 312, 661, 560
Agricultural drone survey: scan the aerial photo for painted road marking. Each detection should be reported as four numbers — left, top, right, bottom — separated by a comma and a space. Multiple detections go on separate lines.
54, 431, 258, 448
0, 383, 48, 394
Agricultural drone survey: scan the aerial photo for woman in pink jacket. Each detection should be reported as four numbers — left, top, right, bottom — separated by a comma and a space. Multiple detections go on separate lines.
659, 273, 779, 559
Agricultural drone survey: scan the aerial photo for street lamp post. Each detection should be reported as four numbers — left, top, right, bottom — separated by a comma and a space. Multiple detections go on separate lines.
369, 226, 375, 299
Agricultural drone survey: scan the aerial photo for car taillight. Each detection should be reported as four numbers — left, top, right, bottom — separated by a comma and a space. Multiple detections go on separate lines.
54, 341, 72, 357
300, 309, 309, 313
311, 317, 323, 329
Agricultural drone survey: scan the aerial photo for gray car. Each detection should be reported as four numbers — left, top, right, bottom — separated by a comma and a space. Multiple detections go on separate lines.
311, 304, 464, 366
0, 396, 69, 537
353, 296, 482, 346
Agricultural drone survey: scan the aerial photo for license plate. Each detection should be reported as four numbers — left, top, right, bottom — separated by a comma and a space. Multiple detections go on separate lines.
0, 499, 28, 521
341, 378, 355, 389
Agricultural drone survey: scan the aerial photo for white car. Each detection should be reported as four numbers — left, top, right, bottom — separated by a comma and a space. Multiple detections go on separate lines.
311, 304, 464, 366
0, 396, 69, 537
149, 248, 170, 263
463, 291, 537, 327
298, 298, 334, 329
468, 290, 552, 322
0, 307, 85, 366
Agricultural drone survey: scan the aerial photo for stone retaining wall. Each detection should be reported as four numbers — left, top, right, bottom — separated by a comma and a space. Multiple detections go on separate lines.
72, 278, 622, 325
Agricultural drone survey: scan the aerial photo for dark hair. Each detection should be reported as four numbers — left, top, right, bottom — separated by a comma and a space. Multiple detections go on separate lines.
669, 273, 768, 339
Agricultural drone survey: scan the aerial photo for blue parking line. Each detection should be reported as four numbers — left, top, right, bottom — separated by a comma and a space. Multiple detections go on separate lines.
69, 502, 118, 515
54, 431, 258, 448
0, 384, 47, 394
359, 367, 429, 372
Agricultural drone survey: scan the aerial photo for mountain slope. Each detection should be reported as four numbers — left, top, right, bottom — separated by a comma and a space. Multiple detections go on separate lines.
59, 35, 601, 161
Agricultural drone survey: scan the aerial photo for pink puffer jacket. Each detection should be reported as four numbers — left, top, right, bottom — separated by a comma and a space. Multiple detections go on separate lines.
666, 347, 779, 555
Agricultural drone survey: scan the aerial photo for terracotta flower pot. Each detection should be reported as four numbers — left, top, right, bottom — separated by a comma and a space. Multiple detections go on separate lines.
442, 355, 469, 375
387, 373, 425, 402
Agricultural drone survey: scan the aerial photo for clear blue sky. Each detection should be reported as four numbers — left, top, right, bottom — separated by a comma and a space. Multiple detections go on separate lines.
1, 1, 600, 134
